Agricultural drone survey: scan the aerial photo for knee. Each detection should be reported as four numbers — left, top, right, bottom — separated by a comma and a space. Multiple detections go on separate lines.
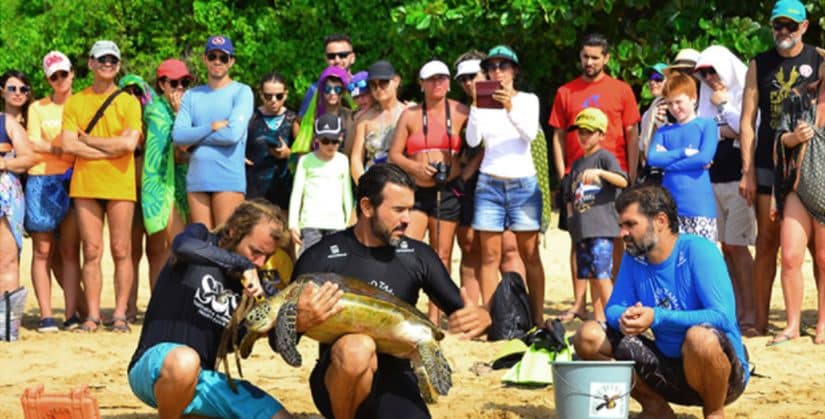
681, 326, 723, 362
781, 246, 805, 270
480, 246, 502, 266
573, 320, 607, 359
160, 347, 201, 385
33, 241, 52, 261
329, 335, 377, 377
82, 241, 103, 261
110, 239, 132, 261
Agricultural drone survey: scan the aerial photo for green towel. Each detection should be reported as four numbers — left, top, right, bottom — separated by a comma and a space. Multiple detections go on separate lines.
530, 129, 552, 233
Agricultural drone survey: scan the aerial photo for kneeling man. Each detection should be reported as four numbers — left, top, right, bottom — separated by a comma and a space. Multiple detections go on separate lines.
574, 185, 748, 419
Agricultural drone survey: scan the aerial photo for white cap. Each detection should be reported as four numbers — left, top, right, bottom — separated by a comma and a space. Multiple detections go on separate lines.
454, 59, 481, 79
43, 51, 72, 78
89, 40, 121, 60
419, 60, 450, 80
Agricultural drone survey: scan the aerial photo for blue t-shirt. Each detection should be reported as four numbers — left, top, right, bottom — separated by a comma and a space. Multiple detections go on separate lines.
648, 117, 718, 218
173, 81, 254, 193
606, 234, 749, 382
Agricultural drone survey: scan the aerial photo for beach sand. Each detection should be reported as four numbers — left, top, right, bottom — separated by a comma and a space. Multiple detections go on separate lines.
3, 219, 824, 418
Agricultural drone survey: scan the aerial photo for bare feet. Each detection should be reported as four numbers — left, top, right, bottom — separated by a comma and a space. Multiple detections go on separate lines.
815, 323, 825, 345
556, 309, 587, 323
739, 324, 764, 338
637, 402, 676, 419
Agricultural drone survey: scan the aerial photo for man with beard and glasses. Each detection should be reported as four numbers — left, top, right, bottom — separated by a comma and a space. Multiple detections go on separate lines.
739, 0, 822, 337
291, 163, 490, 419
574, 184, 749, 419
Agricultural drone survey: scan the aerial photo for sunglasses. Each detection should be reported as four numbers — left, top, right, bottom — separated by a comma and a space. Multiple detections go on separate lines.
368, 79, 391, 90
318, 138, 341, 145
325, 51, 351, 60
457, 74, 476, 84
96, 55, 120, 65
772, 20, 800, 33
207, 53, 231, 63
348, 79, 368, 92
164, 78, 192, 89
323, 85, 344, 95
697, 67, 717, 78
485, 61, 514, 72
49, 71, 69, 83
5, 85, 31, 94
263, 92, 286, 101
648, 73, 665, 82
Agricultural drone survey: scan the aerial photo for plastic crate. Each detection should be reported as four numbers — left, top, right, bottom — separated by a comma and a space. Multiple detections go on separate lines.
20, 384, 100, 419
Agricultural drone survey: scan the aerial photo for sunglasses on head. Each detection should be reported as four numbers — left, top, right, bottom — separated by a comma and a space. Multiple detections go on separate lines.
96, 55, 120, 65
485, 61, 513, 72
49, 71, 69, 83
207, 52, 230, 63
325, 51, 351, 60
697, 67, 717, 78
368, 79, 391, 90
772, 20, 800, 32
348, 79, 368, 91
323, 85, 343, 95
5, 85, 31, 94
318, 138, 341, 145
164, 78, 191, 89
263, 92, 286, 101
648, 73, 665, 82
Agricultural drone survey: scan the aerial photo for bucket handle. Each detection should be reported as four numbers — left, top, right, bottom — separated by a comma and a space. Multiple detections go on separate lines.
553, 366, 637, 411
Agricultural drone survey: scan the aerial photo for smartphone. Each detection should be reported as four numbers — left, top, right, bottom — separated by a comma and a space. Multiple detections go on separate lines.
475, 80, 503, 109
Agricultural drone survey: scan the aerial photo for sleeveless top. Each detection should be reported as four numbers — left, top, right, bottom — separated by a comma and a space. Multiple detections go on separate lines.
364, 103, 404, 167
405, 106, 461, 155
0, 113, 11, 156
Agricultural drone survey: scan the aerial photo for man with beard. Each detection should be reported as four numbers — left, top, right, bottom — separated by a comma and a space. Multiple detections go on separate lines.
292, 163, 491, 419
573, 185, 749, 419
738, 0, 822, 336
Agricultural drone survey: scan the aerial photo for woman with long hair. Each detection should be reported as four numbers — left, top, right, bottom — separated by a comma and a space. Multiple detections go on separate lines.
1, 70, 33, 125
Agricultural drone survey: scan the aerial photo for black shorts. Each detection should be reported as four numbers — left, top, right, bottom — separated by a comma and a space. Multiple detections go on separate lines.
458, 173, 478, 227
413, 179, 461, 222
605, 324, 747, 406
309, 349, 430, 419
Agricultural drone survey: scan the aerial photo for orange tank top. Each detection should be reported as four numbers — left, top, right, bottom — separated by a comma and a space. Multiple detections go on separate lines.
405, 101, 461, 155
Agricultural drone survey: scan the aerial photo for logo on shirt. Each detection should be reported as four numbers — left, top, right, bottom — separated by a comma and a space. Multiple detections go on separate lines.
573, 176, 602, 213
327, 244, 348, 259
800, 64, 814, 78
369, 280, 395, 295
193, 274, 238, 327
396, 239, 414, 253
582, 94, 601, 108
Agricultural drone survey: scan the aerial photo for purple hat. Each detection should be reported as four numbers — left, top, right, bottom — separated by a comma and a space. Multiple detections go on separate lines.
317, 66, 351, 116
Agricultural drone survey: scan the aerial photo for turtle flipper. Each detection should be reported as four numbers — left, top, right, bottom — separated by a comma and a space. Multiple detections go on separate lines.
413, 341, 452, 403
238, 330, 261, 359
274, 302, 302, 367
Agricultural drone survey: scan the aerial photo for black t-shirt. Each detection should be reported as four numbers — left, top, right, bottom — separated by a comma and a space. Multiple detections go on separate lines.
710, 138, 743, 183
565, 148, 626, 244
754, 44, 822, 169
128, 224, 256, 372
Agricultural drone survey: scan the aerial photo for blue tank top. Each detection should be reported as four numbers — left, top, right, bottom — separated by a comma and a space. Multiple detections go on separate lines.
0, 113, 11, 156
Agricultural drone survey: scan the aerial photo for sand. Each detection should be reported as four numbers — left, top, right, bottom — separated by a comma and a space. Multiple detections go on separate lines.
3, 220, 825, 418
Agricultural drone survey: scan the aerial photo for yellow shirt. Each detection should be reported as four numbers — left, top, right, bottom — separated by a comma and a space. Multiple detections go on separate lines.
63, 87, 142, 200
26, 97, 75, 176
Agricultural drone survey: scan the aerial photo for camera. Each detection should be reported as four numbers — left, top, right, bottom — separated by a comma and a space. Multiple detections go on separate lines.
430, 161, 450, 185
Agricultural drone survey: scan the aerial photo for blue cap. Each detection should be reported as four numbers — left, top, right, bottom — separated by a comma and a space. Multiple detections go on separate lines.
771, 0, 806, 23
482, 45, 520, 69
205, 35, 234, 56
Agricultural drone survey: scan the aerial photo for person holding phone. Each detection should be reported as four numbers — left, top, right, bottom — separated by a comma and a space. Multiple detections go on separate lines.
465, 45, 546, 327
638, 63, 668, 185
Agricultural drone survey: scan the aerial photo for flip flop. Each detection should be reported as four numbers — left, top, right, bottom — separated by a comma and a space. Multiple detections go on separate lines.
766, 333, 796, 347
556, 311, 586, 323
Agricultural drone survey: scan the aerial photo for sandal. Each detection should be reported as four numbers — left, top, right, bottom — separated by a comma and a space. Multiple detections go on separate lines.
76, 317, 102, 333
556, 311, 586, 323
110, 316, 131, 333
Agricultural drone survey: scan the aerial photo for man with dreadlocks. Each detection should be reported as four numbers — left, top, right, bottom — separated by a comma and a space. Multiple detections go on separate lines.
127, 198, 341, 418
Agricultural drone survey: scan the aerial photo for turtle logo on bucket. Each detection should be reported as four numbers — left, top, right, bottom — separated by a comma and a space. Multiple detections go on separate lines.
194, 274, 238, 326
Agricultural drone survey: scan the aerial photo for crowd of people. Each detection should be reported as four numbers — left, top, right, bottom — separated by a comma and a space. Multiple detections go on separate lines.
1, 0, 824, 417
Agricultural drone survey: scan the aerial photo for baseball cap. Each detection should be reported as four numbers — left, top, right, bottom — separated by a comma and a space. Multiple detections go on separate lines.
569, 107, 608, 133
315, 113, 342, 140
43, 51, 72, 78
157, 59, 191, 80
667, 48, 700, 70
89, 40, 121, 60
771, 0, 806, 22
645, 62, 668, 78
204, 35, 234, 56
419, 60, 450, 79
481, 45, 520, 69
454, 59, 481, 79
368, 60, 396, 81
348, 71, 369, 97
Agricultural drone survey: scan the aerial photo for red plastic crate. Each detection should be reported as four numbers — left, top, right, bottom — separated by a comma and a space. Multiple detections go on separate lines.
20, 384, 100, 419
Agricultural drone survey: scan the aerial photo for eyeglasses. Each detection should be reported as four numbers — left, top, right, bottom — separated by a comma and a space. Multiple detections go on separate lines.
323, 85, 343, 95
348, 79, 368, 92
648, 73, 665, 82
263, 92, 286, 101
772, 20, 800, 33
325, 51, 352, 60
485, 61, 514, 72
368, 79, 391, 90
5, 85, 31, 94
96, 55, 120, 65
697, 67, 717, 78
318, 138, 341, 145
49, 71, 69, 83
207, 53, 230, 63
164, 78, 192, 89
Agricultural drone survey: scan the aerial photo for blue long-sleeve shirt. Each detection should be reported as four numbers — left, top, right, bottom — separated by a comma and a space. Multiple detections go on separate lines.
647, 117, 718, 218
173, 81, 254, 192
606, 235, 749, 382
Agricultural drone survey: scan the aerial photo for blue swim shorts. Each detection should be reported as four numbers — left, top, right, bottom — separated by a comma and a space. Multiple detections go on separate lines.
575, 237, 614, 280
128, 342, 283, 418
24, 174, 71, 232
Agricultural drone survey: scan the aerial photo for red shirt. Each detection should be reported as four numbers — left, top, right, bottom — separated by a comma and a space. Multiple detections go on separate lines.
548, 75, 640, 173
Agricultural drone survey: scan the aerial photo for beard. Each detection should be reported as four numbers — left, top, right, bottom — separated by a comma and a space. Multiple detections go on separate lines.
775, 35, 798, 50
369, 216, 406, 248
624, 223, 658, 257
583, 66, 602, 78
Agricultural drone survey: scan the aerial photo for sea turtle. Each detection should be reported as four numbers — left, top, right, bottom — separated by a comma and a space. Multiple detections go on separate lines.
238, 272, 452, 403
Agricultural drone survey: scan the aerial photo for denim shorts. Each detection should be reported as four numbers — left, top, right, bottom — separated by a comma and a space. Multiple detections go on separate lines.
24, 174, 71, 232
472, 173, 542, 232
128, 342, 283, 418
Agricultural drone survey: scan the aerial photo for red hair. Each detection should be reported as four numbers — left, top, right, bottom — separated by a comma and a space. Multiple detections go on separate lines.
662, 72, 697, 99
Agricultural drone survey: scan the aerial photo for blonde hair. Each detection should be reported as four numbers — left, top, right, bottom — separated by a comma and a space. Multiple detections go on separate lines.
215, 199, 286, 251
